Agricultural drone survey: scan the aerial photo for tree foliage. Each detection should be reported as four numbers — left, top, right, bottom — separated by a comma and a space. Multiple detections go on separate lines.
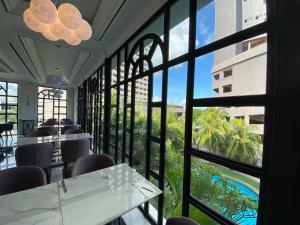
120, 106, 261, 224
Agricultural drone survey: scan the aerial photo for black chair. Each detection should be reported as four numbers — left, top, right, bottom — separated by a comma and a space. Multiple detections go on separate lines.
61, 125, 78, 134
0, 121, 14, 141
0, 166, 46, 196
0, 146, 14, 156
72, 154, 115, 177
37, 127, 58, 135
61, 139, 90, 178
63, 129, 83, 134
166, 217, 200, 225
25, 130, 50, 137
21, 120, 34, 135
15, 143, 54, 183
61, 118, 74, 125
43, 119, 58, 126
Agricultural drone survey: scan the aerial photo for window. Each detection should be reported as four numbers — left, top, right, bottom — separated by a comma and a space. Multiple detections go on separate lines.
77, 0, 269, 224
223, 69, 232, 78
223, 84, 232, 93
0, 81, 18, 136
250, 114, 264, 124
38, 87, 67, 125
213, 74, 220, 80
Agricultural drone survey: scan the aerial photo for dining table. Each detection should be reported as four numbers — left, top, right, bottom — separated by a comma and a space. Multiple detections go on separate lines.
15, 133, 92, 147
37, 124, 82, 128
0, 163, 162, 225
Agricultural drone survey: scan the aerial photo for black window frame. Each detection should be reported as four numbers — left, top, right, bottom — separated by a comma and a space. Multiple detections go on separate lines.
37, 86, 68, 125
76, 0, 275, 224
0, 81, 18, 136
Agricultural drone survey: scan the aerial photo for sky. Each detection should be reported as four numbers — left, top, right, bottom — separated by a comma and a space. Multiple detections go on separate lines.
153, 1, 215, 105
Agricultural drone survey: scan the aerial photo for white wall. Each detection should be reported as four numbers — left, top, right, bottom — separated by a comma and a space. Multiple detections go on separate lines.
17, 82, 38, 133
67, 88, 75, 121
17, 83, 75, 134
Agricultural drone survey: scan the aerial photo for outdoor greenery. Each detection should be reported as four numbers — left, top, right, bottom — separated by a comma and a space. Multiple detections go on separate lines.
110, 100, 262, 224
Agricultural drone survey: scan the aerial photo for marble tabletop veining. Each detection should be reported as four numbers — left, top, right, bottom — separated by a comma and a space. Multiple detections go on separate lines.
0, 164, 162, 225
0, 183, 63, 225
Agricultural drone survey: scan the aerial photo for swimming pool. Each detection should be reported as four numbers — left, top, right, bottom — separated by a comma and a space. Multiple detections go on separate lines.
212, 176, 258, 225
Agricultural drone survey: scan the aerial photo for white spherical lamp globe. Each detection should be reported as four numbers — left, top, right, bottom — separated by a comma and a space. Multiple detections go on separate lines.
42, 28, 59, 41
65, 32, 81, 46
23, 8, 48, 32
74, 19, 92, 40
30, 0, 57, 24
58, 3, 82, 30
49, 18, 71, 40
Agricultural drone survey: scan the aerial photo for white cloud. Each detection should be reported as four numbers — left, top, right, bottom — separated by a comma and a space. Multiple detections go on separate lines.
169, 18, 190, 60
198, 18, 214, 45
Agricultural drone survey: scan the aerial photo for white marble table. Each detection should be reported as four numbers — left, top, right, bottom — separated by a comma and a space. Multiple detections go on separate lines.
16, 133, 92, 147
37, 124, 82, 128
0, 164, 162, 225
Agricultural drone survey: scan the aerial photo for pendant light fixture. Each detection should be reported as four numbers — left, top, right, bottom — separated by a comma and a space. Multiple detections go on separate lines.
23, 0, 92, 46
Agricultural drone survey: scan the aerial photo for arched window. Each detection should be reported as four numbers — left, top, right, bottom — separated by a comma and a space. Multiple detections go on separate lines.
37, 87, 67, 125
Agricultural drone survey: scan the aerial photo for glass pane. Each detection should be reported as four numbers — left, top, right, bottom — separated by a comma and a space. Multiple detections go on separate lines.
111, 107, 117, 125
196, 0, 267, 48
135, 77, 148, 103
133, 80, 147, 175
7, 83, 18, 96
125, 132, 130, 154
111, 88, 117, 105
7, 114, 17, 123
0, 114, 5, 122
163, 62, 187, 218
111, 55, 118, 85
194, 35, 267, 99
152, 107, 161, 137
150, 141, 160, 173
126, 108, 131, 130
0, 82, 6, 95
0, 96, 6, 104
129, 14, 164, 53
149, 176, 159, 222
191, 157, 260, 225
127, 82, 132, 104
169, 0, 189, 60
192, 106, 264, 166
152, 71, 162, 102
120, 49, 125, 81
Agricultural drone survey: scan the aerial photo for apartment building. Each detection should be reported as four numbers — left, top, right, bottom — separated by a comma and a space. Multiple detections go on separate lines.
212, 0, 267, 134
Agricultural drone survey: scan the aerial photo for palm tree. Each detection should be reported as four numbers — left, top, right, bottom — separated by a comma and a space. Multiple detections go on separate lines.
227, 118, 261, 165
193, 108, 228, 155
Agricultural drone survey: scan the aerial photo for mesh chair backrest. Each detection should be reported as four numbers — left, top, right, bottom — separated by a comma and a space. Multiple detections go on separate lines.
15, 143, 54, 169
72, 154, 115, 177
61, 139, 90, 165
0, 166, 46, 196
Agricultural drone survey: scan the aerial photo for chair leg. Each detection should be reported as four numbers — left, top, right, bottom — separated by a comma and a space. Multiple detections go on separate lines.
44, 168, 51, 184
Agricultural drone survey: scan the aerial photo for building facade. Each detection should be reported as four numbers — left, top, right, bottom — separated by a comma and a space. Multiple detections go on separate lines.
212, 0, 267, 135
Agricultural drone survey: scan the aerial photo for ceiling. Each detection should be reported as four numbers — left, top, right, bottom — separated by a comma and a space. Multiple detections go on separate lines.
0, 0, 166, 88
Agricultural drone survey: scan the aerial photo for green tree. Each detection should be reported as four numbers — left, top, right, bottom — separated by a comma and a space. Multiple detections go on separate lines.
227, 119, 261, 165
193, 108, 228, 155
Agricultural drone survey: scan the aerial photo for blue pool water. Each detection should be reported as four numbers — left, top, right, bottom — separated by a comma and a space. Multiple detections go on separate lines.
212, 176, 258, 225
